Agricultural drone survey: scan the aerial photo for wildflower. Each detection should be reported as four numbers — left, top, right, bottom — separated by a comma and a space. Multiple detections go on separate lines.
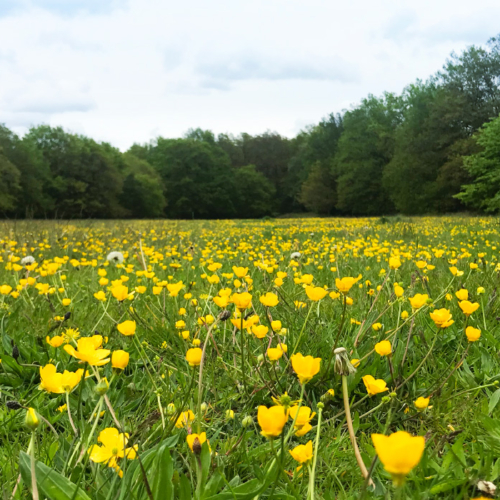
259, 292, 279, 307
449, 266, 464, 277
362, 375, 388, 396
112, 350, 130, 370
62, 298, 71, 306
225, 409, 235, 420
232, 266, 248, 278
21, 256, 35, 266
0, 285, 12, 295
89, 428, 137, 474
466, 326, 481, 342
64, 336, 110, 366
371, 431, 425, 485
94, 290, 107, 301
175, 410, 195, 428
114, 319, 136, 336
401, 310, 409, 319
46, 335, 64, 348
389, 257, 401, 269
271, 320, 282, 331
414, 397, 430, 410
167, 281, 184, 297
111, 285, 129, 301
455, 289, 468, 301
257, 406, 288, 439
39, 364, 84, 394
429, 308, 454, 329
290, 353, 321, 384
186, 433, 209, 454
25, 407, 40, 430
477, 286, 485, 294
186, 348, 202, 367
267, 347, 284, 361
459, 301, 480, 316
336, 276, 360, 294
394, 285, 404, 297
409, 293, 428, 309
372, 322, 382, 331
374, 340, 392, 357
351, 358, 360, 368
289, 440, 314, 464
251, 324, 268, 339
57, 404, 67, 413
213, 295, 229, 308
63, 327, 81, 343
290, 252, 301, 260
106, 251, 124, 264
329, 291, 340, 300
231, 292, 252, 310
305, 285, 328, 301
175, 320, 186, 329
289, 406, 315, 431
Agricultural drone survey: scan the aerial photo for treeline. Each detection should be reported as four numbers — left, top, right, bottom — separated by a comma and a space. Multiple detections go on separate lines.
1, 35, 500, 219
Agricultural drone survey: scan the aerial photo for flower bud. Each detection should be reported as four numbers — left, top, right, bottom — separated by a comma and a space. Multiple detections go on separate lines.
200, 402, 208, 413
112, 350, 129, 371
241, 415, 253, 427
381, 396, 391, 403
225, 409, 235, 420
94, 378, 109, 396
257, 354, 264, 363
477, 286, 485, 294
166, 403, 176, 415
317, 402, 324, 410
25, 407, 39, 430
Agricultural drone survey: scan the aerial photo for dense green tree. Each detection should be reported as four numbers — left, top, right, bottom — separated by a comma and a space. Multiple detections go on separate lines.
335, 95, 399, 215
299, 162, 336, 214
0, 147, 21, 212
232, 165, 275, 218
148, 138, 236, 219
455, 114, 500, 212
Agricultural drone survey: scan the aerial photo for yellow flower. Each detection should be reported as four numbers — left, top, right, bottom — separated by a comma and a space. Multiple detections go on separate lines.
351, 358, 360, 368
63, 327, 80, 343
232, 266, 248, 278
175, 410, 195, 428
94, 290, 107, 301
408, 293, 428, 309
117, 320, 136, 336
294, 423, 312, 437
401, 310, 409, 319
0, 285, 13, 295
290, 353, 321, 384
231, 292, 253, 310
89, 428, 137, 473
175, 320, 186, 329
455, 289, 468, 301
259, 292, 279, 307
289, 406, 315, 429
289, 440, 313, 464
111, 284, 129, 301
329, 291, 340, 300
374, 340, 392, 357
305, 285, 328, 301
372, 322, 382, 331
477, 286, 485, 294
429, 308, 454, 329
271, 320, 282, 332
414, 397, 430, 410
465, 326, 481, 342
46, 335, 64, 348
25, 407, 39, 430
251, 324, 269, 339
186, 432, 209, 453
394, 285, 404, 298
257, 405, 288, 439
186, 347, 202, 367
167, 281, 184, 297
371, 431, 425, 483
39, 364, 84, 394
449, 266, 464, 277
459, 300, 480, 316
362, 375, 388, 396
213, 295, 229, 308
335, 276, 360, 294
62, 298, 71, 306
267, 347, 284, 361
389, 257, 401, 269
112, 350, 130, 370
64, 335, 111, 366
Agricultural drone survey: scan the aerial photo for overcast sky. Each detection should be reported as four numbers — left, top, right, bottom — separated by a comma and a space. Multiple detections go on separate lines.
0, 0, 499, 150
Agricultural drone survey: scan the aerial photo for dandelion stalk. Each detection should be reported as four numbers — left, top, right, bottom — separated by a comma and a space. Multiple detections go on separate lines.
308, 403, 323, 500
65, 392, 78, 436
28, 432, 39, 500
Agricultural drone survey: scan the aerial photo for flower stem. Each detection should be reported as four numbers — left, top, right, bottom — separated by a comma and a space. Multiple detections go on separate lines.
308, 405, 323, 500
28, 432, 39, 500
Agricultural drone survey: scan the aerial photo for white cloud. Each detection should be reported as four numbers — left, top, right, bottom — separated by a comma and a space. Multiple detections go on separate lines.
0, 0, 499, 149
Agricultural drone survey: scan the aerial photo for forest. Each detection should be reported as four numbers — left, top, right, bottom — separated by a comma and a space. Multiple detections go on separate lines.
1, 35, 500, 219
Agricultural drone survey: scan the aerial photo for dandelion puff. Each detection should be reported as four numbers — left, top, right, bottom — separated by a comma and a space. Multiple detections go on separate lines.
107, 251, 124, 264
21, 256, 35, 265
291, 252, 301, 260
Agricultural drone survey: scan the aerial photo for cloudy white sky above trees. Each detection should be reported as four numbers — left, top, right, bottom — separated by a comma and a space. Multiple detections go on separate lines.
0, 0, 499, 150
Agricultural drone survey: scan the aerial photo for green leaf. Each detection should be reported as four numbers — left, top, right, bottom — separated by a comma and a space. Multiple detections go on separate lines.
488, 388, 500, 414
150, 441, 174, 500
19, 451, 92, 500
178, 474, 192, 500
429, 479, 466, 494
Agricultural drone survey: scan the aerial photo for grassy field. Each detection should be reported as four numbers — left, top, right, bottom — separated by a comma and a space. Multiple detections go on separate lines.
1, 216, 500, 499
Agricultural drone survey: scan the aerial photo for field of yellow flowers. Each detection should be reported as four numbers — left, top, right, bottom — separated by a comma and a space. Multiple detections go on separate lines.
1, 216, 500, 499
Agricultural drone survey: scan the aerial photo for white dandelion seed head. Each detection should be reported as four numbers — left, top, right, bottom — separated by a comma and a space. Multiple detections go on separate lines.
290, 252, 301, 260
21, 256, 35, 265
106, 251, 124, 264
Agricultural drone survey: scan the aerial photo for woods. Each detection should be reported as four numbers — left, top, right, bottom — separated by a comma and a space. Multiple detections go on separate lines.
1, 35, 500, 219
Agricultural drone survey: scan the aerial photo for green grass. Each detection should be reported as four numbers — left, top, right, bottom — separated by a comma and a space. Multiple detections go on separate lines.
1, 216, 500, 499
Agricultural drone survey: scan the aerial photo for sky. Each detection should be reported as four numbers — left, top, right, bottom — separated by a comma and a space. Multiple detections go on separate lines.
0, 0, 499, 150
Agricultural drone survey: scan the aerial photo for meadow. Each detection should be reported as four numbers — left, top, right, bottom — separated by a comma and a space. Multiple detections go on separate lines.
1, 216, 500, 500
